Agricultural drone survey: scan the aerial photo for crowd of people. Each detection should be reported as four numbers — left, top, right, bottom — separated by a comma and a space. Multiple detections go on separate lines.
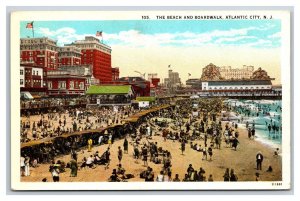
20, 97, 279, 182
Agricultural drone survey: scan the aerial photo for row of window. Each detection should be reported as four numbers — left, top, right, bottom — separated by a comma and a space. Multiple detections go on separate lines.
204, 86, 270, 90
20, 79, 41, 85
20, 69, 41, 76
48, 81, 84, 90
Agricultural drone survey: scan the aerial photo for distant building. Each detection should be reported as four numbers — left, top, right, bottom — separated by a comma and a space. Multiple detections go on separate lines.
164, 70, 181, 93
67, 36, 112, 83
47, 70, 87, 96
111, 67, 120, 81
58, 46, 82, 66
201, 80, 272, 92
20, 36, 115, 95
186, 78, 202, 88
118, 77, 151, 97
219, 65, 254, 80
20, 37, 59, 70
148, 73, 158, 80
20, 65, 45, 94
58, 65, 93, 90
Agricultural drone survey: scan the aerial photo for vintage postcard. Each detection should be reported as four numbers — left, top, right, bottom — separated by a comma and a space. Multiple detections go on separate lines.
10, 10, 291, 190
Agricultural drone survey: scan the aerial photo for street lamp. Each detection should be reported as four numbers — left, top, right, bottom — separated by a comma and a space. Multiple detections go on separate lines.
134, 71, 145, 79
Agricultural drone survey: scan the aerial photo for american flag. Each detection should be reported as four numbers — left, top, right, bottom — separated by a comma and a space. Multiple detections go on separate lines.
96, 31, 102, 37
26, 21, 33, 29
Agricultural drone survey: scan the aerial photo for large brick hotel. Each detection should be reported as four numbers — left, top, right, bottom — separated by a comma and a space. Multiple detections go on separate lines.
20, 36, 114, 95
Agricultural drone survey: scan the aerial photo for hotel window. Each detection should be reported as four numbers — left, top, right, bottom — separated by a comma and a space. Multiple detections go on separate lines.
20, 79, 24, 85
79, 82, 84, 90
20, 69, 24, 75
58, 81, 66, 89
69, 81, 74, 89
48, 81, 52, 89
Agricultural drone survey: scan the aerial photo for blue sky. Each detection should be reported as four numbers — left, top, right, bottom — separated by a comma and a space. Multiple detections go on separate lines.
20, 20, 281, 48
20, 20, 282, 84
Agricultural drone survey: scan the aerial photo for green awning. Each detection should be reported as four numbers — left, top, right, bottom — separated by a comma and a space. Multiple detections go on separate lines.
86, 85, 132, 95
136, 96, 156, 102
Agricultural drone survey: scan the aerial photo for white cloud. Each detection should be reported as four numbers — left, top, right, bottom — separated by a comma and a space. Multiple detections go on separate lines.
243, 39, 273, 48
36, 26, 277, 48
37, 27, 87, 46
215, 36, 257, 44
268, 32, 281, 39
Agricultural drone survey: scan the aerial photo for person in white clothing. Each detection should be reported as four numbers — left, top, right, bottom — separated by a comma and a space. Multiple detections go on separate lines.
24, 156, 30, 176
156, 171, 164, 182
98, 135, 103, 145
20, 156, 25, 176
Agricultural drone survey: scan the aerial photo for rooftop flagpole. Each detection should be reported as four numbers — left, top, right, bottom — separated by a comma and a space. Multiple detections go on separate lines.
26, 21, 34, 38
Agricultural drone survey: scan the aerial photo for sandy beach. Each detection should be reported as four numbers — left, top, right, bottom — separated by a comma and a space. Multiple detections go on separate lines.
21, 117, 282, 182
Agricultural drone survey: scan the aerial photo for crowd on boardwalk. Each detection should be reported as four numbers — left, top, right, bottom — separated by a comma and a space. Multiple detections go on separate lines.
21, 102, 139, 143
20, 97, 280, 182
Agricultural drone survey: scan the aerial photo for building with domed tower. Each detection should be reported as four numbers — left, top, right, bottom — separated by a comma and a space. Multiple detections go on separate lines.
184, 63, 280, 98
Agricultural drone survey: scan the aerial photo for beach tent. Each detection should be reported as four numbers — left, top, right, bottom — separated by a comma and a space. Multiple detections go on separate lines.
190, 95, 200, 99
20, 91, 34, 100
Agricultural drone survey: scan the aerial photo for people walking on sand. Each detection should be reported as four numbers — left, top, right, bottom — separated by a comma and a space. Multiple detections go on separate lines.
208, 174, 214, 182
24, 155, 30, 176
274, 148, 279, 157
232, 137, 239, 151
223, 168, 230, 181
181, 140, 185, 155
230, 169, 238, 181
251, 128, 256, 139
208, 145, 213, 161
71, 149, 78, 161
202, 146, 207, 160
142, 145, 148, 167
187, 164, 194, 179
105, 147, 111, 170
117, 146, 123, 164
163, 171, 172, 182
51, 166, 60, 182
173, 174, 181, 182
123, 137, 128, 154
20, 155, 25, 176
248, 128, 252, 139
70, 159, 78, 177
256, 151, 264, 170
156, 171, 164, 182
108, 133, 113, 147
255, 172, 260, 181
87, 138, 93, 152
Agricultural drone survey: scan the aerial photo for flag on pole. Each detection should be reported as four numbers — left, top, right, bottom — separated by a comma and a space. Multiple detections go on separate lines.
96, 31, 102, 37
26, 21, 34, 29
